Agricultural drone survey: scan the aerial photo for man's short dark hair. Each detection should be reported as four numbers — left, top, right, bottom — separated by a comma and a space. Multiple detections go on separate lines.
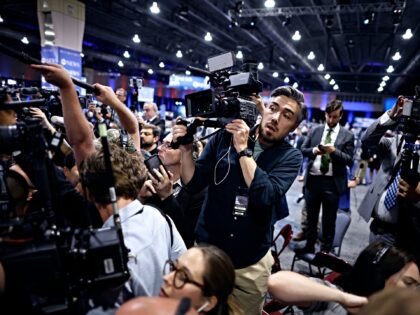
325, 99, 343, 114
141, 123, 161, 138
271, 86, 308, 123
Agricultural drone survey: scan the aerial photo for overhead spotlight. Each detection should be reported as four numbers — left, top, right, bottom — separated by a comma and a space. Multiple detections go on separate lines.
21, 36, 29, 44
324, 15, 333, 28
264, 0, 275, 8
132, 34, 141, 43
118, 60, 124, 67
292, 82, 299, 89
386, 65, 394, 73
382, 75, 390, 81
317, 64, 325, 71
378, 86, 384, 92
44, 29, 55, 36
324, 73, 331, 80
150, 2, 160, 14
392, 7, 403, 24
307, 51, 315, 60
257, 62, 264, 70
205, 64, 208, 69
272, 72, 279, 78
185, 70, 191, 76
333, 84, 339, 90
0, 15, 4, 23
176, 50, 183, 58
363, 12, 375, 25
392, 51, 401, 61
123, 50, 130, 59
402, 28, 413, 40
282, 16, 291, 27
204, 32, 212, 42
380, 81, 386, 87
159, 62, 165, 68
236, 50, 243, 59
292, 31, 301, 41
284, 76, 290, 83
329, 79, 336, 85
80, 52, 84, 58
148, 69, 154, 74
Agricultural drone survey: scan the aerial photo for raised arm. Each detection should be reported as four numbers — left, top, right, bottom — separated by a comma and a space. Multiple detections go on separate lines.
93, 84, 140, 152
31, 63, 95, 166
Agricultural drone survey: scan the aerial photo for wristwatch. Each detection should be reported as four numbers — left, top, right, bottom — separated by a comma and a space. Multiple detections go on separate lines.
238, 148, 253, 158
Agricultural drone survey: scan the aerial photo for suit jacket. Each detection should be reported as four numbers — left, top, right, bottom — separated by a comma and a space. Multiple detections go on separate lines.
357, 114, 401, 222
148, 116, 166, 137
301, 124, 354, 195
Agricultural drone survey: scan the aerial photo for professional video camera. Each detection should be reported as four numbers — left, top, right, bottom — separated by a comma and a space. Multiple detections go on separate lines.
171, 52, 262, 148
0, 88, 130, 314
185, 51, 262, 127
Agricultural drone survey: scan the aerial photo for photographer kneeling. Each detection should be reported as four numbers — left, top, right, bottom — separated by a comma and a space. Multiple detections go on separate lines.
172, 86, 307, 315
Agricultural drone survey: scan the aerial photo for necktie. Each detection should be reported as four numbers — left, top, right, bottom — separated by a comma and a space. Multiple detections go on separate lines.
320, 129, 333, 174
384, 170, 401, 210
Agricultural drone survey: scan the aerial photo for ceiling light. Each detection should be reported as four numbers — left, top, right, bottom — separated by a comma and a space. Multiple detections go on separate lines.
382, 75, 389, 81
159, 62, 165, 68
329, 79, 336, 85
380, 81, 386, 87
392, 8, 403, 25
284, 76, 290, 83
378, 86, 384, 92
257, 62, 264, 70
176, 50, 183, 58
44, 40, 54, 46
402, 28, 413, 40
282, 16, 291, 27
21, 36, 29, 44
264, 0, 275, 8
386, 65, 394, 73
204, 32, 212, 42
307, 51, 315, 60
0, 15, 4, 23
185, 70, 191, 76
44, 29, 55, 36
292, 82, 298, 89
391, 51, 401, 61
205, 64, 208, 69
292, 31, 301, 41
333, 84, 339, 90
317, 64, 325, 71
363, 12, 374, 25
118, 60, 124, 67
132, 34, 141, 43
123, 50, 130, 58
150, 2, 160, 14
324, 73, 331, 80
236, 50, 243, 59
80, 52, 84, 58
272, 72, 279, 78
324, 15, 333, 28
148, 68, 154, 74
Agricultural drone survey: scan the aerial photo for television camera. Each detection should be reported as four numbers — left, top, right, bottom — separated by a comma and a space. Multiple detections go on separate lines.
0, 86, 130, 314
171, 51, 262, 148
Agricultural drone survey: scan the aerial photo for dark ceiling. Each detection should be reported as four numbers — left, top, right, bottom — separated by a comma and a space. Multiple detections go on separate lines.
0, 0, 419, 96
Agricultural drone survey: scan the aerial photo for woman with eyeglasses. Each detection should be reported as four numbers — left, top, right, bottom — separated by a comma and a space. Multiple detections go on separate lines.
159, 244, 242, 315
267, 241, 420, 314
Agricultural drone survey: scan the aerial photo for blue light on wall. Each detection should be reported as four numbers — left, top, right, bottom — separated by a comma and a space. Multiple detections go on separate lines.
347, 111, 354, 123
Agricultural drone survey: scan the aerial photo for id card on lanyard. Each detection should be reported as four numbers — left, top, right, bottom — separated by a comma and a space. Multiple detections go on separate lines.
233, 187, 249, 217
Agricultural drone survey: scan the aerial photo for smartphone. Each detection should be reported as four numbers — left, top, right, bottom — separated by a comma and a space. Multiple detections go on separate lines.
144, 154, 167, 178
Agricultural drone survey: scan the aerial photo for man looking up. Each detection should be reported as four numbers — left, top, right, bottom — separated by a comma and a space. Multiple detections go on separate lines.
172, 86, 308, 315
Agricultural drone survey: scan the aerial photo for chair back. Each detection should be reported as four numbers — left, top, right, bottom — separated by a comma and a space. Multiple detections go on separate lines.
319, 212, 351, 256
271, 224, 293, 273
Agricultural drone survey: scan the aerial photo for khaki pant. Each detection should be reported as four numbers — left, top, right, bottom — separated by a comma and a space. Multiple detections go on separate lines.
232, 250, 274, 315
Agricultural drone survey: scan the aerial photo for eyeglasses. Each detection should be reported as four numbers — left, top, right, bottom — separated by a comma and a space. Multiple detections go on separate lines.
163, 260, 205, 291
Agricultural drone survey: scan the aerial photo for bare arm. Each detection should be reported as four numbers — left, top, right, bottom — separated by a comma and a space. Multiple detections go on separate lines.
31, 64, 95, 166
268, 271, 367, 310
93, 84, 140, 152
172, 123, 195, 184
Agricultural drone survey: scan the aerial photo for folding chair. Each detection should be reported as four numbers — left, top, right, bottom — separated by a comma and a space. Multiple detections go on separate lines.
291, 212, 351, 275
271, 224, 293, 273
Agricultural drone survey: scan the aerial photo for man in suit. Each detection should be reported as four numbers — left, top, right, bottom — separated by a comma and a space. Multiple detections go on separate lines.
358, 97, 420, 254
297, 99, 354, 253
143, 102, 165, 137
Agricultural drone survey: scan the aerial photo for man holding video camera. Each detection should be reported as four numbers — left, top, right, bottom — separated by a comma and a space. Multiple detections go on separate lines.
358, 96, 420, 258
173, 86, 307, 314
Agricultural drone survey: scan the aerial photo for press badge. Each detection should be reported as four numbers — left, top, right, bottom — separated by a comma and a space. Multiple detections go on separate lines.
233, 189, 249, 216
